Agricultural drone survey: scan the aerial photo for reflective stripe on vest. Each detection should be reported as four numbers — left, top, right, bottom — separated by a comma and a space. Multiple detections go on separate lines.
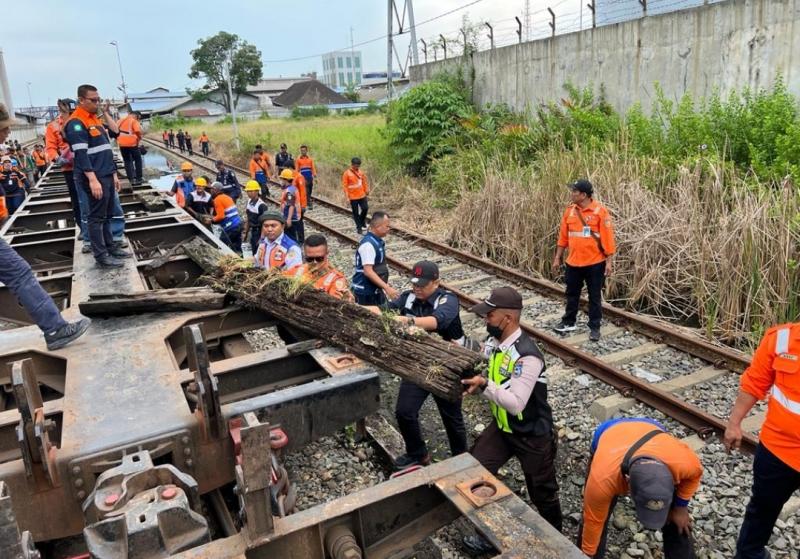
488, 350, 524, 433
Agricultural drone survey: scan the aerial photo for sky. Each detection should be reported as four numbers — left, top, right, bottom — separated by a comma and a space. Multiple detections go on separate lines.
3, 0, 603, 109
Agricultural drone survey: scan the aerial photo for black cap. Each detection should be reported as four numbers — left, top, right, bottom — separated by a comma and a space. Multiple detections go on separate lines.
410, 261, 439, 287
259, 211, 285, 225
628, 458, 675, 529
569, 178, 593, 195
351, 157, 362, 165
469, 287, 523, 316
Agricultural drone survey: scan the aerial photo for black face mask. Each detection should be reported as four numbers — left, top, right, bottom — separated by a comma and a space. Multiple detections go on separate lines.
486, 323, 504, 339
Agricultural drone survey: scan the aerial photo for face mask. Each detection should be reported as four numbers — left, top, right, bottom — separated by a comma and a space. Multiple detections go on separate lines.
486, 323, 504, 339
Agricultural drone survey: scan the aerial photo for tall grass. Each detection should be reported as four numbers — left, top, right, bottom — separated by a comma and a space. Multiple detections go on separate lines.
447, 146, 800, 347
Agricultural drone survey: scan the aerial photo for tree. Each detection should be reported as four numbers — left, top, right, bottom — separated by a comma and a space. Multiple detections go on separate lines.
187, 31, 263, 113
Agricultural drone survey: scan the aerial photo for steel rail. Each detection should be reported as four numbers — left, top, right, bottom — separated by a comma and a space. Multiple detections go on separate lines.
144, 140, 758, 453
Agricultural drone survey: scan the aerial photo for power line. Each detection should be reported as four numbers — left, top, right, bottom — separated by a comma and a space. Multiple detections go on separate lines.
262, 0, 487, 63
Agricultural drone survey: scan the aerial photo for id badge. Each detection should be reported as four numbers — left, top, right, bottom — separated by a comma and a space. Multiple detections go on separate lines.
582, 226, 591, 238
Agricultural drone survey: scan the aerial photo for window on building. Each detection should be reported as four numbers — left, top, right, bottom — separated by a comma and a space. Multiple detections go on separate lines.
339, 72, 345, 85
355, 57, 361, 68
337, 57, 343, 68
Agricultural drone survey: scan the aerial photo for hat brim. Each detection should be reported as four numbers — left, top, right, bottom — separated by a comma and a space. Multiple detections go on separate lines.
410, 277, 432, 287
634, 501, 670, 530
469, 301, 494, 316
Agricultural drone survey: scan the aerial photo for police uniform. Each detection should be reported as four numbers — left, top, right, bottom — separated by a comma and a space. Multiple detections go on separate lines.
468, 287, 563, 532
351, 231, 389, 306
391, 262, 468, 467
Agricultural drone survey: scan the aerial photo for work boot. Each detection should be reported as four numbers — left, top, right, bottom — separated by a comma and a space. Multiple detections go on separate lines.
462, 534, 495, 556
45, 318, 91, 351
553, 321, 576, 333
589, 328, 601, 342
393, 453, 431, 470
96, 256, 124, 269
109, 248, 132, 258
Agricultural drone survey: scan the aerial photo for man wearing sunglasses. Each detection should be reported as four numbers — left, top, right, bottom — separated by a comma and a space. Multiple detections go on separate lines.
64, 84, 128, 268
285, 234, 353, 301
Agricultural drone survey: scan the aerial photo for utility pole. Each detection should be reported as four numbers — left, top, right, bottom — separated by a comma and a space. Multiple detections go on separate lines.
225, 51, 240, 152
109, 40, 128, 102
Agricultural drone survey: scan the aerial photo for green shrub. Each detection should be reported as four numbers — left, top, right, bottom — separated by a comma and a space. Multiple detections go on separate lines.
385, 79, 473, 174
291, 105, 330, 119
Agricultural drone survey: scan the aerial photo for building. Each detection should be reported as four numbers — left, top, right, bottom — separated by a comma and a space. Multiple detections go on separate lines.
596, 0, 724, 26
321, 50, 363, 89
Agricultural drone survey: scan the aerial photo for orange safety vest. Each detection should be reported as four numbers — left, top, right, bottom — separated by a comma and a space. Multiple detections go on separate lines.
741, 323, 800, 471
117, 116, 141, 147
32, 150, 46, 166
286, 264, 351, 300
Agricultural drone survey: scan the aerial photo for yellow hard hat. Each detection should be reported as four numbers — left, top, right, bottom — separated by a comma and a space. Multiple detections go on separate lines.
180, 162, 193, 172
279, 169, 294, 180
195, 177, 208, 187
245, 180, 261, 192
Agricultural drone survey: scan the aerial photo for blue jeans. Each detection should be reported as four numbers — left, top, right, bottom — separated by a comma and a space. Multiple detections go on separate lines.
75, 176, 125, 244
0, 238, 67, 333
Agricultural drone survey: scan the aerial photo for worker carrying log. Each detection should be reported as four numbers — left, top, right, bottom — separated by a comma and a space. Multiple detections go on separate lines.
376, 261, 468, 470
461, 287, 563, 554
576, 417, 701, 558
725, 323, 800, 559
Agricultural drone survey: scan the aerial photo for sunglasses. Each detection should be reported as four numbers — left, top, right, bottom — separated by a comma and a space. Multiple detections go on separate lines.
305, 256, 325, 263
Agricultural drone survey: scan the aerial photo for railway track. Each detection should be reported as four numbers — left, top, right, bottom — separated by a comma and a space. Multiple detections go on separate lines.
144, 138, 760, 454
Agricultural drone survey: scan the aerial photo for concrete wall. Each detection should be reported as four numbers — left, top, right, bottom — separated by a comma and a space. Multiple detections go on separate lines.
410, 0, 800, 113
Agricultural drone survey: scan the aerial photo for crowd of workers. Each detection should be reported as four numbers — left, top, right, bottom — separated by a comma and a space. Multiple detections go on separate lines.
0, 79, 796, 559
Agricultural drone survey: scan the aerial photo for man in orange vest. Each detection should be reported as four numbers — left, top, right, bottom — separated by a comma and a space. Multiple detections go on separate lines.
117, 111, 143, 185
551, 179, 616, 342
253, 211, 302, 271
199, 132, 210, 157
578, 417, 702, 558
285, 233, 353, 301
342, 157, 369, 235
32, 144, 47, 181
45, 99, 82, 238
725, 324, 800, 559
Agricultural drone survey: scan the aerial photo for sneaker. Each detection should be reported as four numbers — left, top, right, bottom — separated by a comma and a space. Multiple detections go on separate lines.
462, 534, 495, 556
45, 318, 91, 351
553, 321, 577, 333
81, 245, 92, 254
589, 328, 601, 342
96, 256, 124, 269
393, 453, 431, 470
109, 249, 132, 259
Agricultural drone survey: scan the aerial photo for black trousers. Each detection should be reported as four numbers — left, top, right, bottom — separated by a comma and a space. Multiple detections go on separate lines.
350, 197, 368, 231
395, 379, 467, 459
562, 261, 605, 329
735, 443, 800, 559
201, 143, 209, 156
77, 174, 116, 260
120, 146, 143, 183
471, 422, 563, 531
63, 171, 81, 230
